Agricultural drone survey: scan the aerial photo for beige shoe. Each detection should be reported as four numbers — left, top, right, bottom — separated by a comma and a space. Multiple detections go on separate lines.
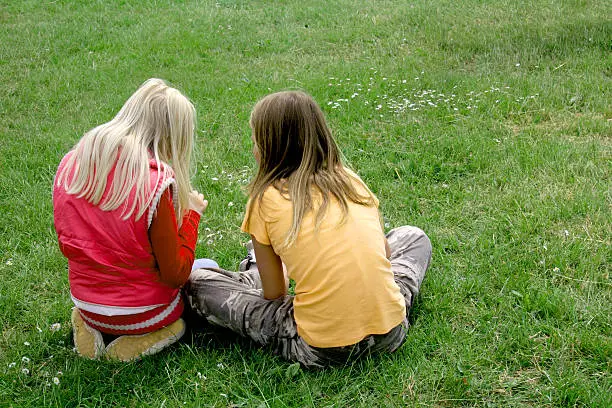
105, 319, 186, 362
71, 308, 105, 359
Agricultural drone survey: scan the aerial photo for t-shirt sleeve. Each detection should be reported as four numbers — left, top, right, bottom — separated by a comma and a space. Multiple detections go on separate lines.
371, 190, 380, 208
240, 196, 271, 245
345, 167, 379, 208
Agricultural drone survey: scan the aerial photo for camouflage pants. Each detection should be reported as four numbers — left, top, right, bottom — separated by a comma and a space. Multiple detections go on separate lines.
185, 226, 431, 368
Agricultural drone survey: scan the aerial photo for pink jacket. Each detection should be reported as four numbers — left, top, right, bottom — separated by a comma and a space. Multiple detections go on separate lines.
53, 152, 180, 315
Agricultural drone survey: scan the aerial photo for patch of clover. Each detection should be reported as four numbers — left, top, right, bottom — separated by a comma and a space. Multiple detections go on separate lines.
326, 69, 539, 116
203, 165, 251, 192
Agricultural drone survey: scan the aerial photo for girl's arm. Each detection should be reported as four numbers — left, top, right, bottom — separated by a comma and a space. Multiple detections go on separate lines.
150, 190, 201, 288
380, 211, 391, 259
251, 236, 288, 300
385, 238, 391, 259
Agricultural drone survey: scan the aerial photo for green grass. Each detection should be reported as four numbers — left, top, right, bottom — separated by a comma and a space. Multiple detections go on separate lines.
1, 0, 610, 406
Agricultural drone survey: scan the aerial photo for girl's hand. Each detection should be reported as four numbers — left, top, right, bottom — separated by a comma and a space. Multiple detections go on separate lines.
189, 190, 208, 215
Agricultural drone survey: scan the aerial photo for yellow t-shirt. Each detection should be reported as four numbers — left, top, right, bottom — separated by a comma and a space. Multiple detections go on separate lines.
240, 170, 406, 348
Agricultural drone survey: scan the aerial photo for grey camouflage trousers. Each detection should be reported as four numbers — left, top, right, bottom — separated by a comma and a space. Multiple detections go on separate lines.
185, 226, 432, 368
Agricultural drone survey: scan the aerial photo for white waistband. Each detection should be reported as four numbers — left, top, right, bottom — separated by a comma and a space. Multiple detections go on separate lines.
71, 294, 171, 316
78, 293, 181, 331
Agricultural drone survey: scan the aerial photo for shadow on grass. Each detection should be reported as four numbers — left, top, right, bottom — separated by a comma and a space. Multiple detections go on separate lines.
181, 306, 255, 352
408, 294, 425, 327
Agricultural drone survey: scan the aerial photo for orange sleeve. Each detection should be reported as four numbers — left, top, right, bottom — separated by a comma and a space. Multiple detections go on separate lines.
240, 196, 271, 245
149, 189, 201, 288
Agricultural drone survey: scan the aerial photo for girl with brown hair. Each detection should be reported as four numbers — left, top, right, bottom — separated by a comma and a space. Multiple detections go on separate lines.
187, 91, 431, 368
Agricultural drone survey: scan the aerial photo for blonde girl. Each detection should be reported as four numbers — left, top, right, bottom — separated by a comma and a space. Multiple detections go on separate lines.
53, 78, 211, 361
187, 91, 431, 368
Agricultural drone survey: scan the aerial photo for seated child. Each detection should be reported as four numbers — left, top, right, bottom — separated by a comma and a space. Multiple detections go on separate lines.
53, 78, 210, 361
186, 91, 431, 368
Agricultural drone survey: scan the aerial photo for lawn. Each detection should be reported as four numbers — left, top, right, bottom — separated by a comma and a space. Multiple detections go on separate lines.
0, 0, 610, 406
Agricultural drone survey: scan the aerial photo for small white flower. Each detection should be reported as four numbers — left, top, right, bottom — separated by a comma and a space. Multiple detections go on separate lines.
21, 368, 30, 375
220, 393, 228, 398
211, 177, 219, 181
515, 63, 520, 67
22, 356, 30, 363
56, 371, 63, 376
8, 362, 16, 368
24, 341, 30, 346
563, 229, 569, 237
227, 202, 234, 207
553, 267, 560, 273
197, 372, 207, 380
53, 377, 60, 385
50, 323, 61, 332
217, 362, 224, 369
543, 244, 547, 250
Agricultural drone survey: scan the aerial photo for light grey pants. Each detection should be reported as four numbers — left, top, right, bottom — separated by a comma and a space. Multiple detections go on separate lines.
185, 226, 432, 368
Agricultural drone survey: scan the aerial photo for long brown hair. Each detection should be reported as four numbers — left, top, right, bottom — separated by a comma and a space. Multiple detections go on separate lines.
245, 91, 376, 248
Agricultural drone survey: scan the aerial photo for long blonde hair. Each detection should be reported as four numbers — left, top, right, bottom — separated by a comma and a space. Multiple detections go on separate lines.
56, 78, 196, 223
245, 91, 376, 248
